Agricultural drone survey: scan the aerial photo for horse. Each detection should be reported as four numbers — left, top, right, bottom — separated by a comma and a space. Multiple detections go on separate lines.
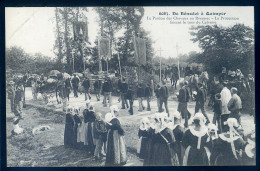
199, 71, 209, 90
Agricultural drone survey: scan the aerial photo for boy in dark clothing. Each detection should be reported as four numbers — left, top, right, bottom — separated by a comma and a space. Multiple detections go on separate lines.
14, 83, 24, 118
71, 74, 80, 97
7, 81, 15, 113
213, 93, 222, 132
159, 81, 169, 114
137, 84, 145, 111
94, 78, 102, 101
94, 112, 107, 160
82, 77, 91, 101
154, 85, 161, 112
102, 77, 113, 107
145, 84, 152, 111
194, 83, 210, 124
126, 84, 135, 115
120, 78, 129, 109
177, 81, 192, 128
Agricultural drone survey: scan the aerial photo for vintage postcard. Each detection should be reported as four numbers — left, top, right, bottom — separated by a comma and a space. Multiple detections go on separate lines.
5, 6, 255, 166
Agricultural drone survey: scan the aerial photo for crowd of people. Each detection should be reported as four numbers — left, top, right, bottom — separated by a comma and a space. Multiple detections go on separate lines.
64, 101, 255, 166
64, 104, 127, 166
6, 65, 255, 166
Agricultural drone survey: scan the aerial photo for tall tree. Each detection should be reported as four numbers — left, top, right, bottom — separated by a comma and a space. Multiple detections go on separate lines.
190, 24, 254, 75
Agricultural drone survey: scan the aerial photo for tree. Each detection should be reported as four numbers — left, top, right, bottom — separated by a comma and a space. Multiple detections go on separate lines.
6, 46, 57, 74
54, 7, 90, 74
6, 46, 28, 72
190, 24, 254, 75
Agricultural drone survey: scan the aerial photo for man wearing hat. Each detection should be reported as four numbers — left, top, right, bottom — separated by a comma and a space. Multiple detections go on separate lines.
177, 81, 191, 128
14, 82, 24, 118
219, 67, 227, 84
60, 81, 69, 112
7, 81, 15, 113
93, 77, 102, 101
120, 78, 129, 109
159, 80, 169, 114
137, 83, 145, 112
71, 74, 80, 98
102, 77, 113, 107
194, 83, 210, 124
126, 84, 135, 115
228, 87, 242, 125
82, 76, 91, 101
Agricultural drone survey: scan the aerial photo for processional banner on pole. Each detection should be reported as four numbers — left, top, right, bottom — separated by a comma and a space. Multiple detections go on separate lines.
134, 37, 146, 65
73, 22, 88, 41
99, 38, 111, 60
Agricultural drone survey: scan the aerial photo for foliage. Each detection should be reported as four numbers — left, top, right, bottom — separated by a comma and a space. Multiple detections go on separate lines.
54, 7, 90, 73
189, 24, 254, 75
6, 46, 57, 75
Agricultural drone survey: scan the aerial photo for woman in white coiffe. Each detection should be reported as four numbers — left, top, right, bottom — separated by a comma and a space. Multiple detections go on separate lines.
210, 118, 246, 166
182, 113, 211, 166
105, 106, 127, 166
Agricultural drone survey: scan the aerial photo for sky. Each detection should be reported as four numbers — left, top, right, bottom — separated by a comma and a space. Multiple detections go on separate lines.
6, 6, 254, 59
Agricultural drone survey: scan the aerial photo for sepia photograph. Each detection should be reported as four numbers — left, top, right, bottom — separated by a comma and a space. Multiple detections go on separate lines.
5, 6, 255, 167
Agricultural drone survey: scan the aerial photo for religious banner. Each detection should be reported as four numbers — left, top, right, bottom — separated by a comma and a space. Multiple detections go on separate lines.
134, 37, 146, 65
99, 38, 111, 60
73, 22, 88, 41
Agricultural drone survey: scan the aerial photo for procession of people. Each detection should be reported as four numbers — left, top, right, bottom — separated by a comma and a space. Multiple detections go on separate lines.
6, 65, 255, 166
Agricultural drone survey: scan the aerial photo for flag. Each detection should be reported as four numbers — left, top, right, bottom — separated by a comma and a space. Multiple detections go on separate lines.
99, 38, 111, 60
73, 22, 88, 42
134, 37, 146, 65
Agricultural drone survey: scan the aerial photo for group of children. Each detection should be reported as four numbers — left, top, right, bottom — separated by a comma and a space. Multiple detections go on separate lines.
136, 112, 255, 166
64, 103, 127, 166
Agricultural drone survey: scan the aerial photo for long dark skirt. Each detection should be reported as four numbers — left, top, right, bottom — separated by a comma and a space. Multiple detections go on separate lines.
183, 146, 210, 166
105, 130, 127, 166
149, 142, 176, 166
64, 114, 75, 147
138, 137, 151, 159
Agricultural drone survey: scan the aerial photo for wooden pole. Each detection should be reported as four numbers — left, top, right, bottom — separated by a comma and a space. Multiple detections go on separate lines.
106, 57, 109, 74
98, 38, 102, 73
133, 34, 140, 82
70, 51, 75, 73
159, 47, 162, 84
176, 43, 180, 79
115, 40, 122, 81
118, 53, 122, 81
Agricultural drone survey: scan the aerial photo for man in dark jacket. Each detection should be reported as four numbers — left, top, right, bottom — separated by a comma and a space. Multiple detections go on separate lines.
145, 83, 152, 111
71, 74, 80, 98
194, 83, 210, 124
94, 77, 102, 101
126, 84, 135, 115
177, 81, 191, 128
219, 67, 228, 84
213, 93, 222, 131
7, 81, 15, 113
159, 81, 169, 115
154, 84, 161, 112
94, 112, 107, 160
102, 77, 112, 107
137, 83, 145, 111
14, 83, 24, 118
120, 78, 129, 109
82, 76, 91, 101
